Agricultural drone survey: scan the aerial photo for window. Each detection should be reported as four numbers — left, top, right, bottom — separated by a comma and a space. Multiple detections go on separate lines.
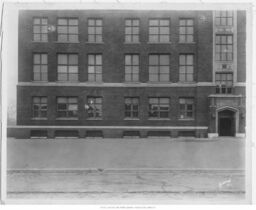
33, 18, 48, 42
125, 54, 139, 82
149, 54, 170, 82
57, 97, 78, 118
179, 98, 194, 119
87, 97, 102, 119
215, 35, 233, 61
33, 53, 48, 81
125, 97, 139, 119
57, 18, 78, 42
88, 54, 102, 82
148, 98, 170, 119
215, 73, 233, 94
149, 19, 170, 43
88, 19, 103, 42
125, 19, 139, 43
32, 97, 47, 118
215, 11, 233, 26
57, 54, 78, 81
179, 19, 194, 43
179, 54, 194, 82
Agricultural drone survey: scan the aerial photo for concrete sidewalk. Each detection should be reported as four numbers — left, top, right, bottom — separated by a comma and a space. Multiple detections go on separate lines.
7, 137, 245, 169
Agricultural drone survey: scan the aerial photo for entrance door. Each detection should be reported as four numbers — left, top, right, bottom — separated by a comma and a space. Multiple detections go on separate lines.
218, 110, 235, 136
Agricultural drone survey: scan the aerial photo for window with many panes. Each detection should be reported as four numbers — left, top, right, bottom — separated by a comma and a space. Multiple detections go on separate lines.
215, 73, 233, 94
149, 19, 170, 43
57, 18, 78, 42
33, 18, 48, 42
88, 54, 102, 82
125, 54, 139, 82
125, 19, 139, 43
179, 98, 194, 119
87, 97, 102, 119
215, 11, 233, 26
149, 54, 170, 82
32, 97, 47, 118
33, 53, 48, 81
88, 19, 103, 42
179, 54, 194, 82
57, 54, 78, 81
215, 35, 233, 61
179, 19, 194, 43
148, 98, 170, 119
57, 97, 78, 118
124, 97, 139, 119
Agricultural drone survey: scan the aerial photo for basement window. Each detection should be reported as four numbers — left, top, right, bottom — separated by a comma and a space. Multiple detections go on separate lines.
147, 131, 171, 138
86, 130, 103, 138
55, 130, 79, 138
123, 131, 140, 138
30, 130, 48, 138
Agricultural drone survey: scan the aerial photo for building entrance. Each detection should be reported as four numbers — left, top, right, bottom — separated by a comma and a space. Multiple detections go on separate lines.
218, 109, 235, 136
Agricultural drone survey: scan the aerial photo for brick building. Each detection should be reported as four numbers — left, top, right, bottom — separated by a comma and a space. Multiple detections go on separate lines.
14, 9, 246, 138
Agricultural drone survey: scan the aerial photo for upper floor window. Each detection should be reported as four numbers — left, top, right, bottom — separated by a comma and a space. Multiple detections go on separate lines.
149, 54, 170, 82
215, 73, 233, 94
125, 54, 139, 82
149, 19, 170, 43
87, 97, 102, 119
179, 19, 194, 43
179, 98, 194, 120
125, 19, 139, 43
148, 97, 170, 119
179, 54, 194, 82
33, 18, 48, 42
33, 53, 48, 81
57, 54, 78, 81
32, 97, 47, 118
125, 97, 139, 119
88, 54, 102, 82
57, 97, 78, 118
215, 35, 233, 61
88, 19, 103, 42
215, 11, 233, 26
57, 18, 78, 42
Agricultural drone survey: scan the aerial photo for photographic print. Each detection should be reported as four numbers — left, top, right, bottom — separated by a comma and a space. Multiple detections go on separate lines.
1, 1, 252, 205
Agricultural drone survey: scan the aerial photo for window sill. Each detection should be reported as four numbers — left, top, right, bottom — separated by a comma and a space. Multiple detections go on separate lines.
215, 61, 234, 64
177, 81, 195, 84
56, 118, 78, 120
148, 81, 171, 84
54, 41, 80, 44
124, 118, 140, 120
31, 80, 48, 83
86, 81, 103, 83
124, 42, 141, 44
147, 42, 172, 44
86, 118, 102, 120
148, 118, 170, 120
32, 41, 48, 43
124, 81, 140, 84
178, 118, 195, 121
57, 81, 79, 83
178, 42, 196, 44
85, 42, 104, 44
31, 118, 48, 120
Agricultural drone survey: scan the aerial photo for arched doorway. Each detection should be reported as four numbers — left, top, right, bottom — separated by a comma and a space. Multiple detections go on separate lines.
218, 109, 236, 136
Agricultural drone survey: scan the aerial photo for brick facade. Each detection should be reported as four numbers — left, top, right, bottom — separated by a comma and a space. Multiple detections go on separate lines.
14, 10, 246, 138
